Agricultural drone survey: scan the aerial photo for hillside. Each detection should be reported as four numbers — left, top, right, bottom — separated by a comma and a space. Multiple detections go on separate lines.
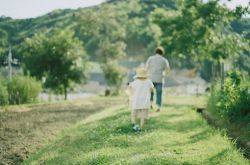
0, 0, 249, 69
0, 0, 175, 60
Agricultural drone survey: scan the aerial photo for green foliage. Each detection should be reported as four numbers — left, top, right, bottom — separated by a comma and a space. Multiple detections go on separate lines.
7, 76, 42, 105
0, 0, 179, 60
207, 70, 250, 123
0, 0, 250, 88
227, 69, 242, 85
20, 29, 87, 99
228, 18, 250, 75
101, 62, 126, 95
0, 77, 8, 106
236, 52, 250, 75
0, 85, 8, 106
151, 0, 249, 63
77, 4, 128, 93
76, 3, 128, 54
0, 0, 249, 62
98, 41, 126, 63
232, 18, 250, 38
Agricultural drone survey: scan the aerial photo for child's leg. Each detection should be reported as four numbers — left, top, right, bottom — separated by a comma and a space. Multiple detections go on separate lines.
131, 109, 137, 126
150, 90, 154, 109
140, 116, 145, 129
140, 109, 148, 128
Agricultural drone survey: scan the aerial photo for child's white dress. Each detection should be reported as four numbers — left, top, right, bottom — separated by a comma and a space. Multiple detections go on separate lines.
129, 79, 154, 110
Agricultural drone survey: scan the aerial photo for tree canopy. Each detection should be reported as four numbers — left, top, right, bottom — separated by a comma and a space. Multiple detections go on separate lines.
20, 29, 87, 99
151, 0, 249, 61
0, 0, 250, 84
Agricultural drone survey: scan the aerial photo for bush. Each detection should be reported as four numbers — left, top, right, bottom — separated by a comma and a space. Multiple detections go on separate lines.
207, 70, 250, 123
7, 76, 42, 104
101, 62, 126, 95
0, 77, 9, 106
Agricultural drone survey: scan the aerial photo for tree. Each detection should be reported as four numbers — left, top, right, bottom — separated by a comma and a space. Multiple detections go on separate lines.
20, 29, 87, 100
151, 0, 249, 86
232, 17, 250, 75
101, 61, 126, 95
76, 4, 128, 94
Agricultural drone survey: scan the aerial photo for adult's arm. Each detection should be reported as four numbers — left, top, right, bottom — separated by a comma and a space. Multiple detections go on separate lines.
146, 56, 151, 69
163, 59, 171, 76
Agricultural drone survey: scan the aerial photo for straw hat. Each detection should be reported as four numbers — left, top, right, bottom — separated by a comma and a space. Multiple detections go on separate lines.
134, 67, 149, 79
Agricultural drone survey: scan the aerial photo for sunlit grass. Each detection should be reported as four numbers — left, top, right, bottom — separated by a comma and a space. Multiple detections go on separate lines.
0, 96, 126, 165
23, 96, 249, 165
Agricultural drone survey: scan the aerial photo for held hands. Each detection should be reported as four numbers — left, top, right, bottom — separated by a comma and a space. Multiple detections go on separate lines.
163, 68, 171, 76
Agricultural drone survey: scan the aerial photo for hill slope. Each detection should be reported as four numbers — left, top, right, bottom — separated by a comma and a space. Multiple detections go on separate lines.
0, 0, 176, 59
0, 0, 249, 67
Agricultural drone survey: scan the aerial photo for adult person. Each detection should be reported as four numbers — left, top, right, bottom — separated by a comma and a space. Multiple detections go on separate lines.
146, 46, 170, 112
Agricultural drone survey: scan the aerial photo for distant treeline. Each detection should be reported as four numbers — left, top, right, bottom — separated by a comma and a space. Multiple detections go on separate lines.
0, 0, 249, 78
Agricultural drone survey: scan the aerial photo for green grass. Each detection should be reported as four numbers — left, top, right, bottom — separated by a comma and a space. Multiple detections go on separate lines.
23, 96, 249, 165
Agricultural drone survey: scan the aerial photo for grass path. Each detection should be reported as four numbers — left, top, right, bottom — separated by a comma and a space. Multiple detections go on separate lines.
23, 96, 249, 165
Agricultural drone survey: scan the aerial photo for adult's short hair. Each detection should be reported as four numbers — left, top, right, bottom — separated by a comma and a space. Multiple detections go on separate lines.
155, 46, 165, 55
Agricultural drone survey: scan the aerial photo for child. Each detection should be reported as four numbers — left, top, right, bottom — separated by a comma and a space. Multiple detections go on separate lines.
128, 67, 154, 131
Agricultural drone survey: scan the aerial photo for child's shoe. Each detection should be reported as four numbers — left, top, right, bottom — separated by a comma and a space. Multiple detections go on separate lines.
132, 125, 140, 132
150, 102, 154, 110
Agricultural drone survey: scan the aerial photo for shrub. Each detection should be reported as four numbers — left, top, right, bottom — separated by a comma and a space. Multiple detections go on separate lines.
218, 78, 249, 122
101, 62, 126, 95
0, 77, 9, 106
7, 76, 42, 104
207, 70, 250, 123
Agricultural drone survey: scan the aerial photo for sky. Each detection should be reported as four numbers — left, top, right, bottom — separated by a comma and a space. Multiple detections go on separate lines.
218, 0, 249, 9
0, 0, 106, 19
0, 0, 249, 19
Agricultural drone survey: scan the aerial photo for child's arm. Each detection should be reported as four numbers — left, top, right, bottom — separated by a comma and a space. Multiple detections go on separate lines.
149, 80, 154, 92
126, 83, 133, 96
163, 59, 170, 76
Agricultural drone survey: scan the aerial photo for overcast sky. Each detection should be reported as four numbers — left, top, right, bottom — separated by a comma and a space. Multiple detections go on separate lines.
0, 0, 249, 19
215, 0, 249, 9
0, 0, 106, 19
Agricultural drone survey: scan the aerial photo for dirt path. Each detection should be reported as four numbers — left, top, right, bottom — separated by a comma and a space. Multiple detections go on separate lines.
0, 97, 125, 165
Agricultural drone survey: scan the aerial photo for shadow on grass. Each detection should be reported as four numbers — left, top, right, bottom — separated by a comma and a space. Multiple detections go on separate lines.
135, 156, 182, 165
188, 129, 212, 144
164, 103, 195, 110
146, 114, 203, 133
204, 149, 230, 164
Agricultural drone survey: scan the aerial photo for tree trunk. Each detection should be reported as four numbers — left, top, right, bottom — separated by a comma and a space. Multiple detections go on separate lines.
64, 85, 67, 100
211, 60, 220, 93
211, 62, 216, 93
220, 62, 224, 92
211, 60, 224, 93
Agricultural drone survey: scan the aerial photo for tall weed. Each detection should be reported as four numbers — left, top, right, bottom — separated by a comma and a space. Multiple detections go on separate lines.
7, 76, 42, 104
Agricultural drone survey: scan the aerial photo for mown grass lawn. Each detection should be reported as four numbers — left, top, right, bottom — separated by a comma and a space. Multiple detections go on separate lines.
23, 96, 249, 165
